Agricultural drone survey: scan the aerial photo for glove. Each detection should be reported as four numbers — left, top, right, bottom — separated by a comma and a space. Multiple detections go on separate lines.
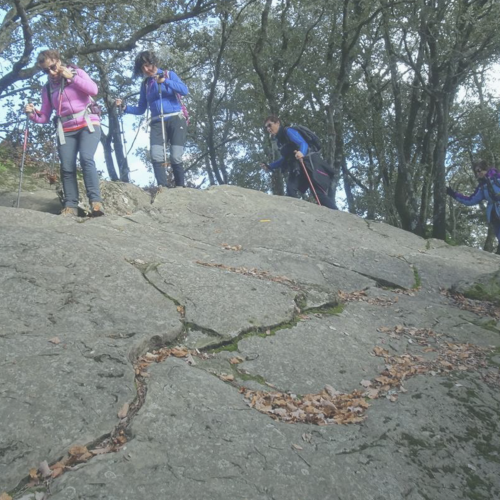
446, 186, 456, 198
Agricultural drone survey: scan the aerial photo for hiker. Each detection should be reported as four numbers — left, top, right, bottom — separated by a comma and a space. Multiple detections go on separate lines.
261, 115, 337, 209
24, 49, 104, 217
115, 50, 188, 188
447, 159, 500, 253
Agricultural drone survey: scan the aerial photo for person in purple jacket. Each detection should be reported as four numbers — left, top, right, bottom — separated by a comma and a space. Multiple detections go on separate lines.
115, 50, 188, 188
261, 115, 336, 209
447, 159, 500, 253
25, 49, 104, 217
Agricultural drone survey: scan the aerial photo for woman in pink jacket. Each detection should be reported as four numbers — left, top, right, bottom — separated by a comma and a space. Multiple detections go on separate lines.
25, 50, 104, 216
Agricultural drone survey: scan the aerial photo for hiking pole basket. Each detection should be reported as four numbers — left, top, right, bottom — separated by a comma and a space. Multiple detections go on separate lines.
16, 116, 30, 208
298, 157, 321, 206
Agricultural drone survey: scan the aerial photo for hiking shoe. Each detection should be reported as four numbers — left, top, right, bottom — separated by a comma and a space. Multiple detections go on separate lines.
91, 202, 104, 217
60, 207, 78, 217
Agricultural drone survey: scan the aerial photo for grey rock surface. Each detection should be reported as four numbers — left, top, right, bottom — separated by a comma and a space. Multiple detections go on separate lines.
1, 180, 499, 499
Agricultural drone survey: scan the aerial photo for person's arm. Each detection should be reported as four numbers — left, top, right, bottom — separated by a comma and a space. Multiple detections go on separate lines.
267, 157, 284, 170
28, 85, 52, 124
451, 184, 485, 206
65, 68, 98, 96
287, 128, 308, 156
124, 80, 148, 115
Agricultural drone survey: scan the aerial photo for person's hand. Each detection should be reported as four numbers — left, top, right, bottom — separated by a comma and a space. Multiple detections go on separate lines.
294, 150, 304, 160
446, 186, 455, 198
156, 72, 166, 84
115, 98, 125, 111
261, 163, 269, 171
59, 65, 74, 79
24, 103, 35, 115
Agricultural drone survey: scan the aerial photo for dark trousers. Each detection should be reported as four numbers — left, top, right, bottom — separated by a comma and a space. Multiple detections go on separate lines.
286, 169, 337, 210
150, 115, 187, 187
58, 127, 102, 208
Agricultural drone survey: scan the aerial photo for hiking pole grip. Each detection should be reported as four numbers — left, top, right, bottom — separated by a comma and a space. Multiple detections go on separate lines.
16, 116, 30, 208
298, 157, 321, 206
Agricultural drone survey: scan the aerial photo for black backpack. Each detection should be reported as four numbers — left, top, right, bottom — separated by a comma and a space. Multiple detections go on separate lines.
287, 124, 322, 153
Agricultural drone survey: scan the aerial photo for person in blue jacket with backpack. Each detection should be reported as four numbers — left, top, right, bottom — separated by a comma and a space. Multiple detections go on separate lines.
447, 159, 500, 253
116, 50, 188, 188
261, 115, 337, 209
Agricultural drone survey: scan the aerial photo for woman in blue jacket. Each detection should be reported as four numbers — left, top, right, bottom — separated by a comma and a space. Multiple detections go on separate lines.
447, 160, 500, 251
116, 51, 188, 187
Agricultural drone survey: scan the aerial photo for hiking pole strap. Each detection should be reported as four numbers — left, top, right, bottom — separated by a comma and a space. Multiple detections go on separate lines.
299, 157, 321, 206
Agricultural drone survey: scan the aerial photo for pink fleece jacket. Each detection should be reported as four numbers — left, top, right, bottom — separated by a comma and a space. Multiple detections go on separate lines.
30, 67, 100, 132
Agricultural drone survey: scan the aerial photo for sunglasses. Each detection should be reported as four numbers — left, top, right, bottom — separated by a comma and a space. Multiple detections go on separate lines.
41, 63, 58, 74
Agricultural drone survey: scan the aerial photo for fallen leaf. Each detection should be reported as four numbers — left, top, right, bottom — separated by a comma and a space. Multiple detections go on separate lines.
39, 460, 52, 478
302, 433, 312, 443
292, 444, 303, 451
48, 337, 61, 345
29, 468, 38, 480
69, 445, 88, 457
90, 446, 112, 455
229, 357, 243, 365
117, 403, 129, 419
51, 467, 64, 479
324, 385, 340, 397
360, 379, 372, 388
0, 494, 13, 500
220, 374, 234, 382
373, 346, 390, 357
365, 388, 380, 399
185, 353, 197, 365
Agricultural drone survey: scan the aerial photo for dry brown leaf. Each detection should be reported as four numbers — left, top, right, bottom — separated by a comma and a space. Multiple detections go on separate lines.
229, 357, 243, 365
29, 467, 39, 479
292, 444, 303, 450
90, 446, 112, 456
170, 347, 189, 358
360, 379, 372, 388
48, 336, 61, 345
220, 374, 234, 382
365, 388, 380, 399
117, 403, 129, 419
373, 346, 390, 357
324, 384, 340, 397
0, 493, 13, 500
69, 445, 88, 457
51, 467, 64, 479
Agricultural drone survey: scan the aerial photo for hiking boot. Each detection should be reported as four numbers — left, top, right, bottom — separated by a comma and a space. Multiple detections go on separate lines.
60, 207, 78, 217
91, 201, 104, 217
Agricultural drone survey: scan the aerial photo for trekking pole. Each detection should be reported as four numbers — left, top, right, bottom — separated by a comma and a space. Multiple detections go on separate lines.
157, 74, 168, 171
16, 116, 30, 208
298, 157, 322, 206
116, 104, 130, 180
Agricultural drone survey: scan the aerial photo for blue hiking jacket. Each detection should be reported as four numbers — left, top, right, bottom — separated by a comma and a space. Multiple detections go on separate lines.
452, 169, 500, 223
268, 127, 309, 170
125, 69, 188, 121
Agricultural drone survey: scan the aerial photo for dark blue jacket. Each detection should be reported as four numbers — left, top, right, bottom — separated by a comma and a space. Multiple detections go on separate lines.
268, 127, 309, 171
451, 169, 500, 223
125, 69, 188, 121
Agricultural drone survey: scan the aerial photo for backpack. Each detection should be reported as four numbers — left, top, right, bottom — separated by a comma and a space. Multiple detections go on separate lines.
287, 124, 322, 153
286, 125, 336, 176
